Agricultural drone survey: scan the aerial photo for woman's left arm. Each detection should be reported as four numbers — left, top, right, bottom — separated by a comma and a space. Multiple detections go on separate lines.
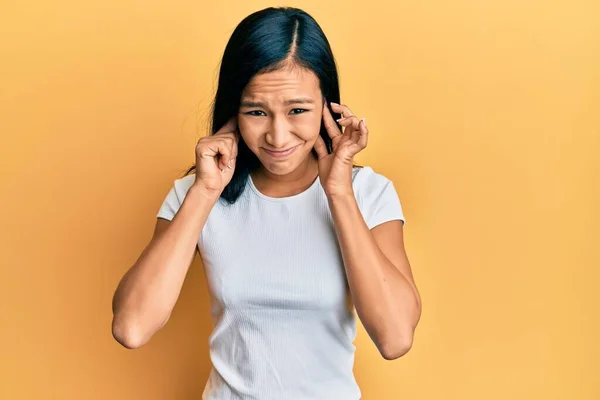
328, 193, 422, 360
313, 100, 422, 360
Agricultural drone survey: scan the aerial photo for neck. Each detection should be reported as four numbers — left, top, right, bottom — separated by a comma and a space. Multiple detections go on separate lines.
251, 153, 319, 195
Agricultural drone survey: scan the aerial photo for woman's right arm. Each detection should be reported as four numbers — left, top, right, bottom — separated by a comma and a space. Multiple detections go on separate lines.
111, 184, 219, 349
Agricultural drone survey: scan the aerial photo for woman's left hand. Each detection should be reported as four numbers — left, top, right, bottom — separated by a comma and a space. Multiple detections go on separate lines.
313, 101, 368, 197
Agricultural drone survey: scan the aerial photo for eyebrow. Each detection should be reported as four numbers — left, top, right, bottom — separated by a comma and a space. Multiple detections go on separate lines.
240, 97, 315, 108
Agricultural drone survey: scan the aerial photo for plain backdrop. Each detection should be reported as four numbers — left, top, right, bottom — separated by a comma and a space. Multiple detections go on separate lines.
1, 0, 598, 399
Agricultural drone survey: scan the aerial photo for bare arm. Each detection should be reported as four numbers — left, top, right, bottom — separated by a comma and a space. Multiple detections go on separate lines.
111, 184, 218, 349
328, 193, 421, 360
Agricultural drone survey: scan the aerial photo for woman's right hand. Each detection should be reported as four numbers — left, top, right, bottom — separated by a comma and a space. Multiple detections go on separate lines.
193, 117, 241, 196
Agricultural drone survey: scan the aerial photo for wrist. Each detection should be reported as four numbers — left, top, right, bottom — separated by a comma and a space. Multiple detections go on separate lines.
189, 183, 221, 202
325, 190, 355, 201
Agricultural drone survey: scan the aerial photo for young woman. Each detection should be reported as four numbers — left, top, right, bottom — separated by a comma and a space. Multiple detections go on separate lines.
112, 6, 421, 399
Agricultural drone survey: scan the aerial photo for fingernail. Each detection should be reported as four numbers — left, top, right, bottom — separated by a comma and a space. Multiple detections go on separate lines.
228, 158, 235, 169
362, 117, 367, 126
331, 102, 339, 106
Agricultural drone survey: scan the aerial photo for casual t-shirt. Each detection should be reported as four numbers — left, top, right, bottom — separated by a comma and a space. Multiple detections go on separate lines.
156, 165, 406, 400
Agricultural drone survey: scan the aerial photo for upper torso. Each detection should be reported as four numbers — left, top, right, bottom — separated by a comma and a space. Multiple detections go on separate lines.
198, 168, 361, 400
156, 165, 405, 400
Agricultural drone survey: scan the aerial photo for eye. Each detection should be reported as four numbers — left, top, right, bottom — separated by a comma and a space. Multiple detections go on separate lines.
290, 108, 308, 115
245, 110, 266, 116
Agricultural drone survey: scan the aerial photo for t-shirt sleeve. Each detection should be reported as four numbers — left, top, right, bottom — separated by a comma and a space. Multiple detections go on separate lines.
156, 174, 196, 221
355, 167, 406, 229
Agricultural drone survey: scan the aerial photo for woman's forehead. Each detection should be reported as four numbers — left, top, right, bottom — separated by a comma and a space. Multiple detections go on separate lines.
243, 67, 320, 97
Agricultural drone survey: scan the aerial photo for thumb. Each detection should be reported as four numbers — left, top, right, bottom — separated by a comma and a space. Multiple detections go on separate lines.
313, 134, 328, 160
222, 156, 236, 173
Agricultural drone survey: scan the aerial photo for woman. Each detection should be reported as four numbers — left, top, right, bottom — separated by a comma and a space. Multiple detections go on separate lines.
111, 6, 422, 400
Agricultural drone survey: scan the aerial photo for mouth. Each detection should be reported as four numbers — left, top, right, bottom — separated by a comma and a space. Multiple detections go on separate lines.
263, 145, 299, 158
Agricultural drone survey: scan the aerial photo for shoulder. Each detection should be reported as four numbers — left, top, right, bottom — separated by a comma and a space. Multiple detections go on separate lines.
173, 173, 196, 196
168, 173, 197, 204
351, 165, 406, 229
156, 173, 197, 221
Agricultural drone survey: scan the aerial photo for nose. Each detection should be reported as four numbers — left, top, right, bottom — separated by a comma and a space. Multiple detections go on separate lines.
265, 114, 293, 149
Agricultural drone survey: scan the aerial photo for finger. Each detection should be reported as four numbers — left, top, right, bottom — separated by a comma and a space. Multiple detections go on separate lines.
224, 138, 237, 170
224, 155, 237, 172
357, 118, 368, 148
350, 119, 362, 143
313, 133, 328, 160
214, 119, 239, 169
337, 116, 361, 143
323, 102, 342, 139
330, 102, 354, 118
202, 139, 233, 172
336, 116, 360, 128
209, 138, 234, 171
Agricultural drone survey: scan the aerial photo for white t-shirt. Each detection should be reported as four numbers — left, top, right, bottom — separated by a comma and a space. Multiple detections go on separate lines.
157, 165, 405, 400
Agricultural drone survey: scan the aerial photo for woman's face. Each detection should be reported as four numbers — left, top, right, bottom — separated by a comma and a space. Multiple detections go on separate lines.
238, 66, 324, 175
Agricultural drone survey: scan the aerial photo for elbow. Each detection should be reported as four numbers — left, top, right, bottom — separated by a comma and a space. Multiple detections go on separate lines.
111, 311, 172, 349
378, 333, 414, 361
378, 295, 422, 360
111, 316, 149, 350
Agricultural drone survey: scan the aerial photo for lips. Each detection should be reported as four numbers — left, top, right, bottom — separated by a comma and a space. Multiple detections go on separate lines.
265, 146, 295, 153
263, 145, 298, 158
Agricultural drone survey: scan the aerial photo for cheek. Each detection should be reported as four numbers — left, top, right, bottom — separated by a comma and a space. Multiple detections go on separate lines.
237, 117, 263, 143
295, 113, 323, 140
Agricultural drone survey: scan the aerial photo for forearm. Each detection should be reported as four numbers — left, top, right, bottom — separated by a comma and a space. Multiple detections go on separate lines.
112, 184, 217, 348
328, 193, 420, 358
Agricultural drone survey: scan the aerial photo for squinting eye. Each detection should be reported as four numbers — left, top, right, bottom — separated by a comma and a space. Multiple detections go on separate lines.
290, 108, 308, 115
246, 110, 266, 116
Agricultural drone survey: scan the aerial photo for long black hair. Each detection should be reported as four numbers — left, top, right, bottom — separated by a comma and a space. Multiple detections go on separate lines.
183, 7, 361, 204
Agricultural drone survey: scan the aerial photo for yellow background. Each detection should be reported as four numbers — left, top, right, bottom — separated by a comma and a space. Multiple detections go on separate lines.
1, 0, 598, 399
